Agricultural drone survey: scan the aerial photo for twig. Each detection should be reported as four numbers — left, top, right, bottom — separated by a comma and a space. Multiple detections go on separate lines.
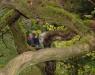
1, 32, 8, 48
88, 0, 95, 5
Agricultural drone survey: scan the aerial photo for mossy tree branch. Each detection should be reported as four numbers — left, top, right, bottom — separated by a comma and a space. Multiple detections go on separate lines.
0, 9, 35, 53
0, 0, 92, 36
9, 17, 36, 54
0, 1, 95, 75
0, 42, 91, 75
0, 9, 19, 30
41, 30, 76, 47
88, 0, 95, 5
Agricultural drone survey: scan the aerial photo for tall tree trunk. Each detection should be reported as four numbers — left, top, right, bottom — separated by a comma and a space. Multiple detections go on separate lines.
9, 17, 35, 54
0, 43, 91, 75
71, 65, 78, 75
45, 61, 56, 75
5, 10, 36, 54
44, 43, 56, 75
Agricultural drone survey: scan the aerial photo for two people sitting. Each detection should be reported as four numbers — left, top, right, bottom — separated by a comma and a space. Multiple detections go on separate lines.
27, 32, 40, 49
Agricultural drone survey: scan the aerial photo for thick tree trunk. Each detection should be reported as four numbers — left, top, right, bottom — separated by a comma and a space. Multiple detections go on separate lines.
0, 43, 91, 75
0, 1, 95, 75
43, 30, 75, 75
45, 61, 56, 75
1, 0, 92, 36
42, 30, 76, 75
44, 45, 56, 75
9, 17, 35, 54
0, 9, 19, 30
0, 8, 35, 53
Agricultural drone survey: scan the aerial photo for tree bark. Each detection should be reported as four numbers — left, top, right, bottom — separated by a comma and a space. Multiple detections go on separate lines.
41, 30, 76, 75
42, 30, 76, 47
45, 61, 56, 75
9, 17, 35, 54
0, 9, 19, 30
0, 8, 36, 53
88, 0, 95, 5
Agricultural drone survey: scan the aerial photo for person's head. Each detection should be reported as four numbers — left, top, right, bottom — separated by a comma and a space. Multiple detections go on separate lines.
32, 33, 36, 37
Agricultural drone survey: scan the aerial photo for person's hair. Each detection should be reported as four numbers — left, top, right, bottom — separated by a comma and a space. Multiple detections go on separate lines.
32, 33, 36, 37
